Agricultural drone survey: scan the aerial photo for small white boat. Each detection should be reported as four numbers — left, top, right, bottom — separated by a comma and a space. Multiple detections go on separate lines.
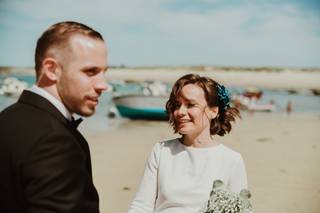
112, 94, 168, 120
247, 103, 276, 112
0, 77, 28, 98
232, 94, 276, 112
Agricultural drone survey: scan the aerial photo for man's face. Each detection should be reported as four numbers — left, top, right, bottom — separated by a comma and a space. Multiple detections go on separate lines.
56, 35, 108, 116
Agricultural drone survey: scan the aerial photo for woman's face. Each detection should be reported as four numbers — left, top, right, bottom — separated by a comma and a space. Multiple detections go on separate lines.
173, 84, 216, 136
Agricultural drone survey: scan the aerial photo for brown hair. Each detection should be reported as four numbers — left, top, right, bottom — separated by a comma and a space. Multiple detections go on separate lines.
34, 21, 104, 78
166, 73, 240, 136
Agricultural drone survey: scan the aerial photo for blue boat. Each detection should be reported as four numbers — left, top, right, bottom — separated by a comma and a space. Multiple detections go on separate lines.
112, 94, 168, 120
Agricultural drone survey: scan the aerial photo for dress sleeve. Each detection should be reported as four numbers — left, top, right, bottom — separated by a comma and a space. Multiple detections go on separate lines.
229, 154, 248, 193
127, 142, 162, 213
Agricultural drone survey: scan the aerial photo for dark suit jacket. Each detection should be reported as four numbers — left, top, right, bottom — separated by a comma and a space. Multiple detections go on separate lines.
0, 90, 99, 213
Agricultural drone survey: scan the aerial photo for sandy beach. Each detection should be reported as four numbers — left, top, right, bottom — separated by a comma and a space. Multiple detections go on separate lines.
80, 69, 320, 213
1, 67, 320, 212
105, 67, 320, 90
93, 67, 320, 212
81, 112, 320, 213
2, 66, 320, 90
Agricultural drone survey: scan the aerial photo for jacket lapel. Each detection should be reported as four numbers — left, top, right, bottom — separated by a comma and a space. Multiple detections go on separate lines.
18, 90, 93, 174
18, 90, 69, 127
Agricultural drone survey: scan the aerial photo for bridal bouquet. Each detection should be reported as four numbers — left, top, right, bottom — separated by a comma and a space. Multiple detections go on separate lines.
199, 180, 253, 213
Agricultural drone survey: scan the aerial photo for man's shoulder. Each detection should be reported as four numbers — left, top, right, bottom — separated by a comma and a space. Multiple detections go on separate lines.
0, 100, 78, 162
1, 100, 54, 124
0, 101, 20, 116
0, 99, 71, 142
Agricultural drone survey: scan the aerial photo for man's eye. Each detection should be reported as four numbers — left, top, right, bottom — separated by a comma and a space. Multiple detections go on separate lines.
187, 103, 195, 108
85, 70, 97, 76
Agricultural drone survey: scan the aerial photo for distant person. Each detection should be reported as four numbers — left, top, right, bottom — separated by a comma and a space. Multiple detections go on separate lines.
128, 74, 247, 212
269, 99, 275, 105
0, 21, 108, 212
286, 100, 293, 115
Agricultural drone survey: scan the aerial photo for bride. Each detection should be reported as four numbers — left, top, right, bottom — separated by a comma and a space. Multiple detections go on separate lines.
128, 74, 247, 213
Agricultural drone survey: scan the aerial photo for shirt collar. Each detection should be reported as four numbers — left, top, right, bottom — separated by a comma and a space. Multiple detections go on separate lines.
29, 85, 73, 121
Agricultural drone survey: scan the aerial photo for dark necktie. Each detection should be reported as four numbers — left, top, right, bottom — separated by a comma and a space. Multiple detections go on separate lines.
70, 117, 83, 128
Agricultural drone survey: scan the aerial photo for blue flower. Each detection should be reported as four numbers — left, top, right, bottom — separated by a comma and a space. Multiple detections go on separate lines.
216, 84, 231, 109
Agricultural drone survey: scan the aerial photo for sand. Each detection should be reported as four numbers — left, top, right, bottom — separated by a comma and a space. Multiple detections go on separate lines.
2, 66, 320, 90
81, 113, 320, 213
3, 66, 320, 212
78, 67, 320, 213
106, 68, 320, 90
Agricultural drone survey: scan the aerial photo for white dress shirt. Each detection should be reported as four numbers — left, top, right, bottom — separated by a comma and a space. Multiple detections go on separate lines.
29, 85, 73, 121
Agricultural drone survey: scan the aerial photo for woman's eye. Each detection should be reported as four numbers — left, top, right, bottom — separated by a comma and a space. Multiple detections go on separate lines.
174, 104, 181, 110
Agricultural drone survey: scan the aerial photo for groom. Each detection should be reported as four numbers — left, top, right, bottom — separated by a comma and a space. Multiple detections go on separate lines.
0, 21, 108, 212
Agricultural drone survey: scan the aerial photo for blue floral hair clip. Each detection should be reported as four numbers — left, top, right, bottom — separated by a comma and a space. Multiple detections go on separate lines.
216, 84, 231, 110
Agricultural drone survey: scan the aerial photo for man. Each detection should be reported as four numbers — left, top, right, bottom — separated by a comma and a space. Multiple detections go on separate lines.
0, 21, 108, 212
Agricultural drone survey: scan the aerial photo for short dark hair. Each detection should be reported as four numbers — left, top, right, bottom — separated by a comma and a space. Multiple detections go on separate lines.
34, 21, 104, 78
166, 73, 240, 136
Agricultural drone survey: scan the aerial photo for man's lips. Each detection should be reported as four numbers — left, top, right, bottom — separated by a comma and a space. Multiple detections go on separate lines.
86, 96, 99, 105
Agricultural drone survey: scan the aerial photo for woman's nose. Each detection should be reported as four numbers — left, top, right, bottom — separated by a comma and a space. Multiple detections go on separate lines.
177, 104, 187, 115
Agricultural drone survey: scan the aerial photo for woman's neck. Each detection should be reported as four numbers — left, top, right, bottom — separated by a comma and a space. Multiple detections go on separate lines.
181, 134, 218, 148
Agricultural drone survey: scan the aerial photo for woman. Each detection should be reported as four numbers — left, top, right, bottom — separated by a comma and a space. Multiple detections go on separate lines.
128, 74, 247, 213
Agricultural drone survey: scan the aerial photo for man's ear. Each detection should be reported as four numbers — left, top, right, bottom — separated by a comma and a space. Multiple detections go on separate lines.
41, 57, 59, 81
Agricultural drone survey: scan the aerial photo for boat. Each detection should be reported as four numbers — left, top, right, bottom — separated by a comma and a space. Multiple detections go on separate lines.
0, 77, 28, 98
112, 94, 168, 120
111, 80, 170, 120
311, 89, 320, 96
243, 87, 263, 99
232, 94, 276, 112
247, 102, 276, 112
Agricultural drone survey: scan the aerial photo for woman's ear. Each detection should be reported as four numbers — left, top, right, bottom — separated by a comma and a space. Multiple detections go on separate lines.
209, 106, 219, 119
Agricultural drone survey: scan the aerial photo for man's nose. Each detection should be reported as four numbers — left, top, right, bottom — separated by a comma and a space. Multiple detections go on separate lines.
94, 72, 107, 92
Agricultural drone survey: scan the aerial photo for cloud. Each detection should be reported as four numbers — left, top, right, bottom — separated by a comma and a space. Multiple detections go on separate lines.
0, 0, 319, 67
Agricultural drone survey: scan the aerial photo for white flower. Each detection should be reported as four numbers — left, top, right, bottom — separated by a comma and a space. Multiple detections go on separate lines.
199, 180, 253, 213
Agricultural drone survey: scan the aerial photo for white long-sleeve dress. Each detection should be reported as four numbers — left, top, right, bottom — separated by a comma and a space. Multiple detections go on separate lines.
128, 138, 248, 213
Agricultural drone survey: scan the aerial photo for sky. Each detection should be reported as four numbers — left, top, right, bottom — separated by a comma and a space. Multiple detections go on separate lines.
0, 0, 319, 68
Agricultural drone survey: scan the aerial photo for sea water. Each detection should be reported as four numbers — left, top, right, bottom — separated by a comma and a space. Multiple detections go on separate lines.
1, 73, 320, 133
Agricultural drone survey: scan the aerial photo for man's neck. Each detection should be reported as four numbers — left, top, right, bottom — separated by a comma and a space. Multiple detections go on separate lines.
31, 85, 73, 121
